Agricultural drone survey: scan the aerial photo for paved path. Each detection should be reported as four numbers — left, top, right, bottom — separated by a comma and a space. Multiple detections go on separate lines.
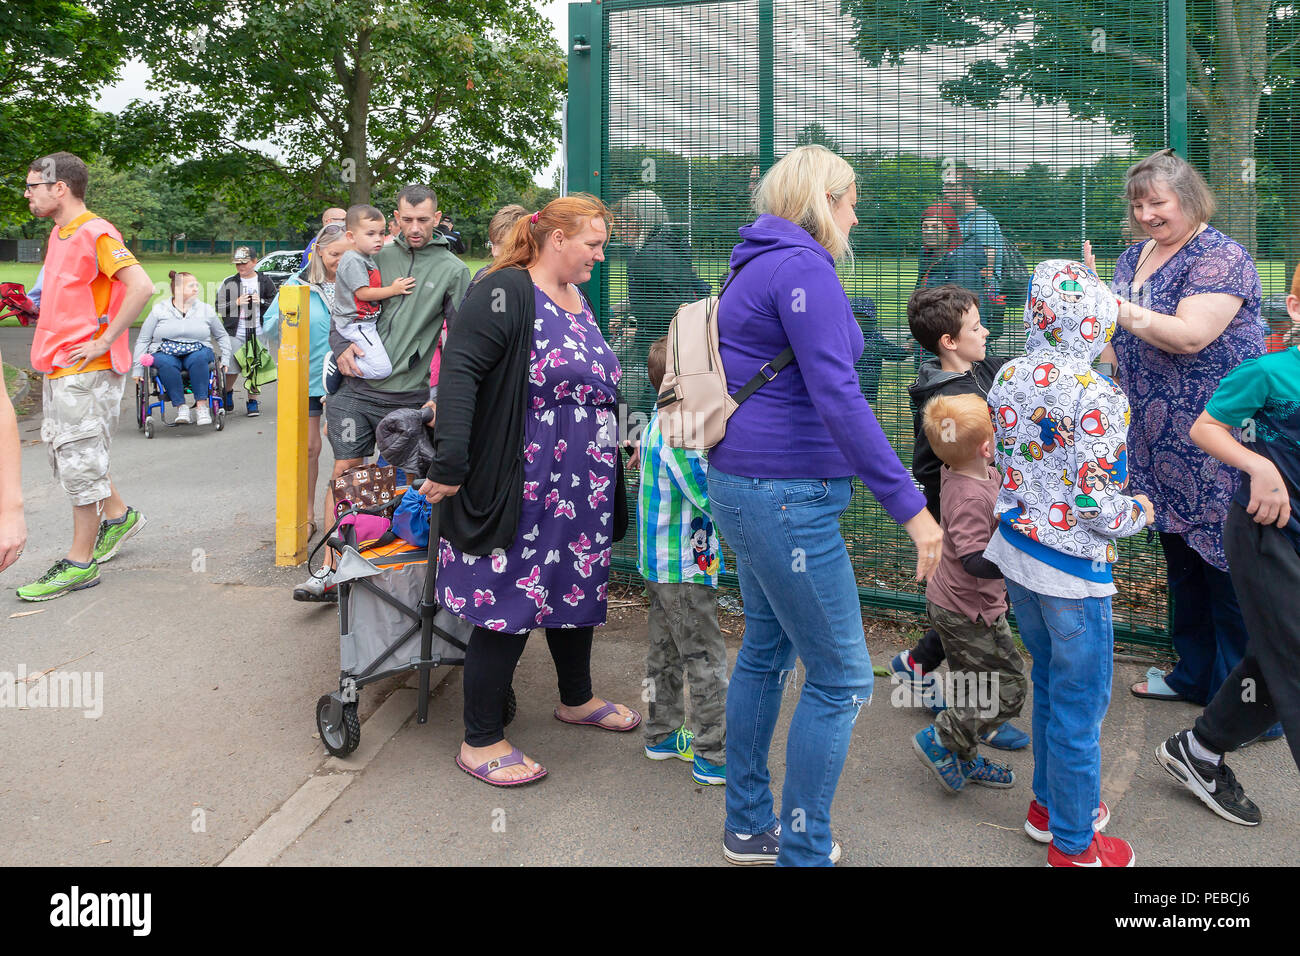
1, 325, 1295, 865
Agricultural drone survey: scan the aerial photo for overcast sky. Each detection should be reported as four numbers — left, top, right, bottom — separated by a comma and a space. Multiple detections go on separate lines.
93, 2, 571, 187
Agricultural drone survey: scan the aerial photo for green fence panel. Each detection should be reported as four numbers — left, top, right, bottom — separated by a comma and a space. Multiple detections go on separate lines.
569, 0, 1299, 652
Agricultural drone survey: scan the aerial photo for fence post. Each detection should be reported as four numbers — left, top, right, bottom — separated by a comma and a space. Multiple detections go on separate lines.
275, 283, 310, 565
568, 1, 607, 330
759, 0, 775, 172
1166, 0, 1187, 155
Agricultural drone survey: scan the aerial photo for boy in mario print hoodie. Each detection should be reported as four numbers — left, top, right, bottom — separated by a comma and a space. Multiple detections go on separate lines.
984, 259, 1154, 867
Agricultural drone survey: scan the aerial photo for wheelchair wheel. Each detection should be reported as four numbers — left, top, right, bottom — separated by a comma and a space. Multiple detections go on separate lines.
134, 380, 145, 431
144, 417, 154, 439
214, 408, 225, 431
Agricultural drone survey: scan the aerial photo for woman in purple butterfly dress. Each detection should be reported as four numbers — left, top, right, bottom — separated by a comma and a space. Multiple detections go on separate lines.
421, 195, 641, 788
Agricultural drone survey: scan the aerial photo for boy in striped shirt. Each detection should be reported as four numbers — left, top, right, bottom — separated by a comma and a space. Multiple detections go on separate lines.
638, 336, 728, 785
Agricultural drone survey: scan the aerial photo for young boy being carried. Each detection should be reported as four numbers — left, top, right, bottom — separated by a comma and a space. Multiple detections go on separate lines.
891, 284, 1029, 751
984, 260, 1153, 867
911, 392, 1026, 793
638, 336, 728, 787
323, 204, 414, 393
1156, 276, 1300, 824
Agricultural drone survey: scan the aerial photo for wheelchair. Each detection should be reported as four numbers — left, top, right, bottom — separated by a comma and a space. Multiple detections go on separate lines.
135, 354, 227, 438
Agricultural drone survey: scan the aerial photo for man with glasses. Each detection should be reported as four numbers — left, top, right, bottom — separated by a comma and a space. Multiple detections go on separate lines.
16, 151, 154, 602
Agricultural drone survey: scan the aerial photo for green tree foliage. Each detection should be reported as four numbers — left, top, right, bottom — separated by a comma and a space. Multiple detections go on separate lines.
0, 0, 129, 225
840, 0, 1300, 256
111, 0, 565, 229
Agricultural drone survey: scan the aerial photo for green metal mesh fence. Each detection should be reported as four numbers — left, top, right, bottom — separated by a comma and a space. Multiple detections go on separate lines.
567, 0, 1298, 651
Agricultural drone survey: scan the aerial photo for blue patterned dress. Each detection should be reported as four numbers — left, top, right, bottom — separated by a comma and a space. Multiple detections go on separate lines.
1111, 227, 1265, 570
436, 286, 622, 633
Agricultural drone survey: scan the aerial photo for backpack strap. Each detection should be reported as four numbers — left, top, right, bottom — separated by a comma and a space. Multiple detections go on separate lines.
713, 260, 795, 405
732, 346, 794, 404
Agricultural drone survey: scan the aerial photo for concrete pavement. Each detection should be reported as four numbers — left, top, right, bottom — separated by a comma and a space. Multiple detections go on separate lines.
1, 324, 1295, 866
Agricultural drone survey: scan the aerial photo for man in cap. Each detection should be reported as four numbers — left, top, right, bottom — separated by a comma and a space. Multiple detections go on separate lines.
215, 246, 277, 416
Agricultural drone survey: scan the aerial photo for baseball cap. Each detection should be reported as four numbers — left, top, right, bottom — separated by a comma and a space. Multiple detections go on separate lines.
233, 246, 254, 263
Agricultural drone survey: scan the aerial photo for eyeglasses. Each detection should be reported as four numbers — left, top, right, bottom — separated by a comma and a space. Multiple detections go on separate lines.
319, 222, 346, 234
22, 181, 54, 194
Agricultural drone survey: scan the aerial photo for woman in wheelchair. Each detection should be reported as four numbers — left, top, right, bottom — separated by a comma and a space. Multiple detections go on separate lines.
133, 271, 232, 426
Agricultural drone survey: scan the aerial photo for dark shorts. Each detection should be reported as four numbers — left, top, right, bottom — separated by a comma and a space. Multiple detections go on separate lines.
325, 386, 408, 459
309, 395, 323, 418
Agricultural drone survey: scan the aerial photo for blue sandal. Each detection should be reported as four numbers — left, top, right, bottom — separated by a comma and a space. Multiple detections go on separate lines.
1131, 666, 1185, 701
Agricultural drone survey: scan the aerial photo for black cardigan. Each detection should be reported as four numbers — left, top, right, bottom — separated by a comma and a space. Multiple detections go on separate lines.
426, 266, 534, 555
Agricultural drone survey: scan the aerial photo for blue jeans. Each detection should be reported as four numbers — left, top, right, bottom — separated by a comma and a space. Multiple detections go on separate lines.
1006, 579, 1113, 855
1160, 532, 1250, 706
707, 469, 872, 867
152, 347, 214, 404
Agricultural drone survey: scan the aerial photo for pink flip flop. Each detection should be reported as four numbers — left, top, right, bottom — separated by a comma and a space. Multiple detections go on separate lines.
455, 747, 548, 787
553, 699, 642, 732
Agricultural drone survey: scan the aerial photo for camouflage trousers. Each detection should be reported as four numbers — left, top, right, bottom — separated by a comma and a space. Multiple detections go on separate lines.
929, 601, 1027, 760
644, 580, 728, 763
41, 370, 124, 508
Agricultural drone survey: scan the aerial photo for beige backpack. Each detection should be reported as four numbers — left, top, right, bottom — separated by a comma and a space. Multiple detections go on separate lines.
655, 264, 794, 450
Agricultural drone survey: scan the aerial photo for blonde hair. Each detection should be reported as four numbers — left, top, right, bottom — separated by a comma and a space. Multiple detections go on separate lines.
922, 393, 994, 467
1125, 149, 1217, 234
488, 204, 528, 245
752, 145, 855, 261
488, 193, 612, 276
307, 224, 348, 285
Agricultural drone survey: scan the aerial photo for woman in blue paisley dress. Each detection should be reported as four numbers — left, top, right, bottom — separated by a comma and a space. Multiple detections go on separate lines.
1088, 150, 1273, 724
420, 195, 642, 788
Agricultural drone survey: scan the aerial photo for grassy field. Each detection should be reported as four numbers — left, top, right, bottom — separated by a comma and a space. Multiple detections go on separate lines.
0, 254, 492, 328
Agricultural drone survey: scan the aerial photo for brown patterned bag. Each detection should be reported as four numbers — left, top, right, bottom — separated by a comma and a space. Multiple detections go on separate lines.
332, 464, 397, 513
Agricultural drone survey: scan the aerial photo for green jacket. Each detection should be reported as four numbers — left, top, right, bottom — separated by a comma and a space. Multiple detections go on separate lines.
369, 233, 470, 396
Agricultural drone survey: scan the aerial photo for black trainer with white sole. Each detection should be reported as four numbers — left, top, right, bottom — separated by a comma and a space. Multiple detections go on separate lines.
1156, 731, 1261, 826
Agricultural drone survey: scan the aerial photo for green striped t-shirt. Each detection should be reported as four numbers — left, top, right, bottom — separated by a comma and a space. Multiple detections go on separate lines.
636, 413, 722, 585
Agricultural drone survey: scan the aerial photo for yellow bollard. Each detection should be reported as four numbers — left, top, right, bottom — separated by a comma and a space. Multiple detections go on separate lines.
275, 283, 310, 565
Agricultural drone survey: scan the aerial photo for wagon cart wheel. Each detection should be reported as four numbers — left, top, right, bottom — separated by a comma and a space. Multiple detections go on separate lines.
316, 695, 360, 757
503, 685, 517, 727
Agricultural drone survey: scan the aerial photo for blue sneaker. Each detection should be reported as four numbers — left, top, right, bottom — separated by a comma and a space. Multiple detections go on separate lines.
645, 725, 694, 762
912, 726, 965, 793
246, 399, 260, 417
722, 824, 841, 865
889, 651, 945, 713
961, 754, 1016, 788
692, 754, 725, 785
980, 721, 1030, 751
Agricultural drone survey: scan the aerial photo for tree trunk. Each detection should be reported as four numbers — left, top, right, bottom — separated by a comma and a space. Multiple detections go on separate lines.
1202, 0, 1269, 256
343, 30, 373, 206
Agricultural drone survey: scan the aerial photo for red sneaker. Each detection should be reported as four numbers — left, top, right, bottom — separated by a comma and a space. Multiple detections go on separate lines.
1047, 832, 1135, 867
1024, 799, 1110, 843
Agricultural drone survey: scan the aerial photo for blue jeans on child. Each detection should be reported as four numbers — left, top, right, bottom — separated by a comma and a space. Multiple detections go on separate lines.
1005, 578, 1113, 855
707, 470, 872, 867
152, 347, 214, 405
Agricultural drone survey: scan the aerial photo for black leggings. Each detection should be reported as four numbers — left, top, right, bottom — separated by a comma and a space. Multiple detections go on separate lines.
463, 626, 594, 747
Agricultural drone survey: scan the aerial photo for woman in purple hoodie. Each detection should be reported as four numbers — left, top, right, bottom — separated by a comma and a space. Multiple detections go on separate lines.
709, 146, 943, 866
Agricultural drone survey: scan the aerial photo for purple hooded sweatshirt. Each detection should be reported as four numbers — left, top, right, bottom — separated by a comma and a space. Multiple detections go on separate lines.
710, 214, 925, 525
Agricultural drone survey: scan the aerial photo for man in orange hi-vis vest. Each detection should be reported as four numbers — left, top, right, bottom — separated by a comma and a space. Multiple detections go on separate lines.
17, 152, 155, 602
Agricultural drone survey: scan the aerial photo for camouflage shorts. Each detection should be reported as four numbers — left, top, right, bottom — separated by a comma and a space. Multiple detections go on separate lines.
41, 370, 125, 507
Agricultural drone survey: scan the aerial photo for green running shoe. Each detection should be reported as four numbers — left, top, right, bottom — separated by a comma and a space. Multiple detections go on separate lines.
16, 559, 100, 602
93, 508, 147, 564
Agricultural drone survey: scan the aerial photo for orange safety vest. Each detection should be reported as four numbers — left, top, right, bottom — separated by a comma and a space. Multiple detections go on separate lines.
30, 216, 132, 376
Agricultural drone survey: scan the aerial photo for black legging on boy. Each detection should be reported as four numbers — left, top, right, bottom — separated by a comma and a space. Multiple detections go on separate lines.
463, 625, 595, 747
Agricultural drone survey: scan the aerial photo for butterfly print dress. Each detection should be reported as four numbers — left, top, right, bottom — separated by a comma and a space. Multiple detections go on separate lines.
436, 286, 622, 634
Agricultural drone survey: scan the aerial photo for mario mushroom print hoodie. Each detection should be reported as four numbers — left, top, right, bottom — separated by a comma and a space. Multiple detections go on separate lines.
986, 259, 1149, 583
